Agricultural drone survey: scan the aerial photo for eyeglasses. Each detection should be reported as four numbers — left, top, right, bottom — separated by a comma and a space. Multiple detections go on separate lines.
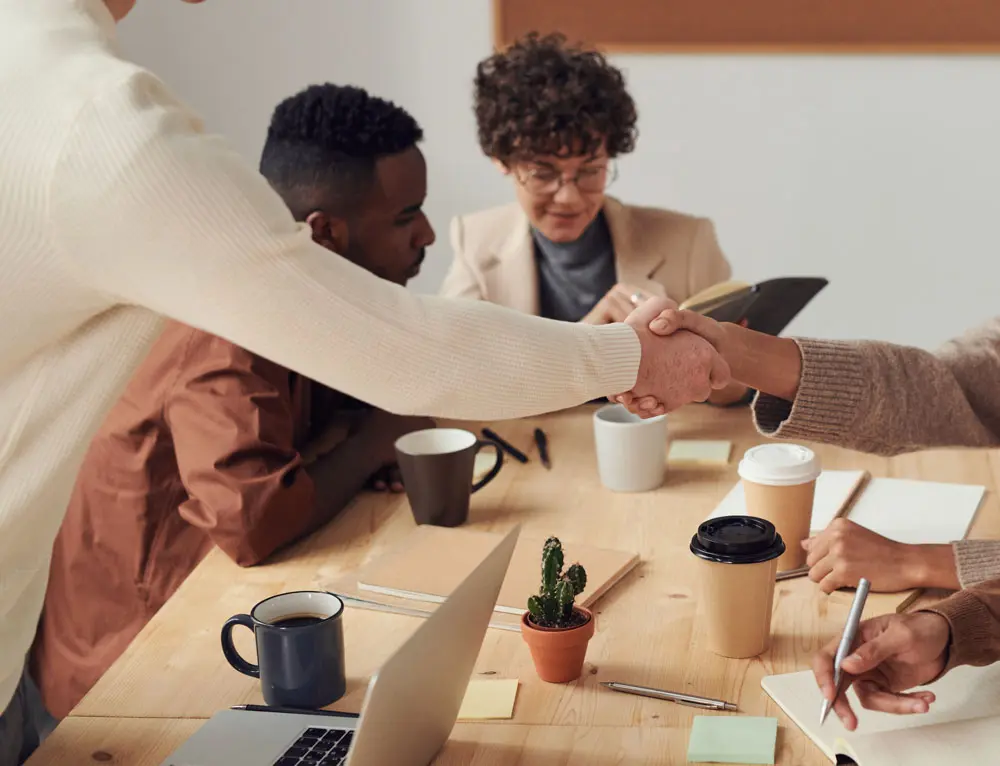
513, 161, 617, 196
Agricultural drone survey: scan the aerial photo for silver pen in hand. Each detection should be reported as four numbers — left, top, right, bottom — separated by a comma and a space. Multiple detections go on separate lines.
820, 577, 871, 725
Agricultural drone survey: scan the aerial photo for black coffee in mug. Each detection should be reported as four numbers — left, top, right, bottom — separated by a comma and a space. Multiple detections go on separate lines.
271, 613, 325, 628
221, 591, 346, 708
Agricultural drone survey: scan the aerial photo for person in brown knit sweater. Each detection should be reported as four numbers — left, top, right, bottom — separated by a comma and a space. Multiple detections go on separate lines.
618, 312, 1000, 730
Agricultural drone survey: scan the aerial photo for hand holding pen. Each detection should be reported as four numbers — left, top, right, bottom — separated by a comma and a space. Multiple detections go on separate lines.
812, 583, 950, 731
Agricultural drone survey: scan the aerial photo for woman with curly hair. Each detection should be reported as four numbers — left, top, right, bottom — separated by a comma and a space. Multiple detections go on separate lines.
442, 33, 747, 404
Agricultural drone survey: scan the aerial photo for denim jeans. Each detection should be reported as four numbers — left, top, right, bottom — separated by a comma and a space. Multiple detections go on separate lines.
0, 668, 57, 766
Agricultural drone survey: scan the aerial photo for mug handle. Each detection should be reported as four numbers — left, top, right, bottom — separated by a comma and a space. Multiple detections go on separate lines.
221, 614, 259, 678
471, 440, 503, 493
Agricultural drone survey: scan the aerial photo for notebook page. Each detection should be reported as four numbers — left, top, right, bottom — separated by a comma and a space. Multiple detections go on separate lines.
845, 717, 1000, 766
845, 478, 985, 544
762, 664, 1000, 764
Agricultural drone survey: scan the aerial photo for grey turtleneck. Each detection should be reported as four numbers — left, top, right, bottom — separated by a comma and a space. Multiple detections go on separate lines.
531, 212, 617, 323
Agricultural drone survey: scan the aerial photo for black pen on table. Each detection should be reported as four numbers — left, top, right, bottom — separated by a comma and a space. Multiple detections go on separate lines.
481, 427, 529, 464
534, 428, 551, 470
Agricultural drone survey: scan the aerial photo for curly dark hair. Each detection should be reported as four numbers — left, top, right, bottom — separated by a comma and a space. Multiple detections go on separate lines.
474, 32, 637, 165
259, 83, 423, 220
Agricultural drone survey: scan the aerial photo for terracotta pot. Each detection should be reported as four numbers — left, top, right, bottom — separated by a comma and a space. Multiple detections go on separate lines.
521, 607, 595, 683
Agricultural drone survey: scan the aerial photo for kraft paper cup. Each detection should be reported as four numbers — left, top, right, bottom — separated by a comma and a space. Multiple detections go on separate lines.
690, 516, 785, 658
738, 444, 820, 571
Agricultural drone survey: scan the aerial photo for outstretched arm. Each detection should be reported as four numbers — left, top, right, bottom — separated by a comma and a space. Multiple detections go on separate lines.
51, 72, 642, 422
634, 310, 1000, 455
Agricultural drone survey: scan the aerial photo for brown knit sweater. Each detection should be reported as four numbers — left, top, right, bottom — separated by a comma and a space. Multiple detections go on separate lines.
751, 318, 1000, 669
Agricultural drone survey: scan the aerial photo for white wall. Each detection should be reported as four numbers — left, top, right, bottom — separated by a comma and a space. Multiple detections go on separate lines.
120, 0, 1000, 348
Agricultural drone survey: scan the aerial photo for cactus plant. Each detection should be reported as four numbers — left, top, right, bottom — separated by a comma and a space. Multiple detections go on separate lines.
526, 537, 588, 629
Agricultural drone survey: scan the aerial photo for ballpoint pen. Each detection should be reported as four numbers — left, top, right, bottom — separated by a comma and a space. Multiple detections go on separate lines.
534, 428, 551, 469
482, 427, 529, 464
820, 577, 871, 725
776, 566, 811, 581
600, 681, 737, 711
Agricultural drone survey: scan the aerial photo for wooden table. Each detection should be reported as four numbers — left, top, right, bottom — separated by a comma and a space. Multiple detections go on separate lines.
28, 717, 708, 765
27, 405, 1000, 765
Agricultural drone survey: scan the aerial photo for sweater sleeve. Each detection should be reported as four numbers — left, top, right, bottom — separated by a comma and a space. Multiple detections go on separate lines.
751, 322, 1000, 455
923, 576, 1000, 671
953, 540, 1000, 588
48, 72, 640, 421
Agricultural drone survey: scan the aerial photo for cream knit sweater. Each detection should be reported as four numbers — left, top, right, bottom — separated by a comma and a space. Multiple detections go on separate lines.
0, 0, 639, 712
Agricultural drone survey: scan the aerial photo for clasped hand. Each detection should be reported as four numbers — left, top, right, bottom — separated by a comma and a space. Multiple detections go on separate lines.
614, 298, 731, 415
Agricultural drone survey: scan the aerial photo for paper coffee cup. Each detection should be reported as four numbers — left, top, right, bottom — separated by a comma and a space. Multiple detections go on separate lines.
738, 444, 819, 571
690, 516, 785, 658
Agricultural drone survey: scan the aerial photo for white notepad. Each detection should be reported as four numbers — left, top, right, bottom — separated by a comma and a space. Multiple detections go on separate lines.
845, 478, 985, 545
707, 472, 985, 544
707, 470, 868, 533
762, 664, 1000, 765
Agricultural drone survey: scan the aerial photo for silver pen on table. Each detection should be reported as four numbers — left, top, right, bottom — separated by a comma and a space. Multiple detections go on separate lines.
776, 566, 811, 582
600, 681, 737, 712
820, 577, 871, 726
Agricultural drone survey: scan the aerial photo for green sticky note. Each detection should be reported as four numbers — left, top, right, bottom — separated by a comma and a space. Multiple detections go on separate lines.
687, 716, 777, 765
668, 440, 733, 466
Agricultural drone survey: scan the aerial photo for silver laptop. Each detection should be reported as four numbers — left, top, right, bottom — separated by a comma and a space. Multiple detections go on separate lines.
162, 525, 520, 766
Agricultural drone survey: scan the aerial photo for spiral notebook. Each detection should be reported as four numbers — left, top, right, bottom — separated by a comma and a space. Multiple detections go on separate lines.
762, 664, 1000, 765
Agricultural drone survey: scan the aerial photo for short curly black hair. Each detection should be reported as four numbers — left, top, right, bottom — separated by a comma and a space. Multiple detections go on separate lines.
474, 32, 637, 165
260, 83, 423, 220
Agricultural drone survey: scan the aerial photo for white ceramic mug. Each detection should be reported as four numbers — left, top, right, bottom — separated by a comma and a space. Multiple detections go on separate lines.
593, 404, 667, 492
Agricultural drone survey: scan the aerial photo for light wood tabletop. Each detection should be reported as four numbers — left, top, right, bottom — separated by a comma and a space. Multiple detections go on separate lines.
45, 404, 1000, 765
24, 716, 777, 766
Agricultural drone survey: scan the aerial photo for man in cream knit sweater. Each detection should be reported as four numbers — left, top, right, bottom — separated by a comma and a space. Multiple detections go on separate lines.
0, 0, 731, 759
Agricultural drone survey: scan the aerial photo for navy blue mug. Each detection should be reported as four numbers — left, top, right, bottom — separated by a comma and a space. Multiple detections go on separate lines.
221, 590, 347, 709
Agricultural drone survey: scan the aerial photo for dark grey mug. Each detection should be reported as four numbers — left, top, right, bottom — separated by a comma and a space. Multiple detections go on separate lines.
221, 591, 346, 709
394, 428, 503, 527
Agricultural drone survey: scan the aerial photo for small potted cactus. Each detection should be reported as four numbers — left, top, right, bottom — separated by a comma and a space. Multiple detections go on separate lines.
520, 537, 595, 683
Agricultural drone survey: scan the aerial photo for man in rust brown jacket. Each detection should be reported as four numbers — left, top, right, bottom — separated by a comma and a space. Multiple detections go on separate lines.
29, 83, 436, 720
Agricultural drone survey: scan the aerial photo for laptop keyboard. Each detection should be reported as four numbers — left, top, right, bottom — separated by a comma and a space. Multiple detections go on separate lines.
274, 727, 354, 766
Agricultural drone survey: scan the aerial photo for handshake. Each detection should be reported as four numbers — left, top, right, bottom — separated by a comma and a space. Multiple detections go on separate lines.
613, 297, 737, 415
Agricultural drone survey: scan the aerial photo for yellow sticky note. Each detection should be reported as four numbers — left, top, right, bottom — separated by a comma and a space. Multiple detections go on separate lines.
668, 440, 733, 466
457, 679, 519, 720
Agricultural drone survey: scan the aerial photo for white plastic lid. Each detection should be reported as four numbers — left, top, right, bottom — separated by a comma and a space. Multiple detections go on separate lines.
738, 444, 820, 486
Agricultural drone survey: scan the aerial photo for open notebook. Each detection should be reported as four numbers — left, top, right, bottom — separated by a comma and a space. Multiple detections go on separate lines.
708, 470, 869, 533
707, 471, 984, 545
762, 664, 1000, 765
353, 525, 639, 616
708, 471, 985, 610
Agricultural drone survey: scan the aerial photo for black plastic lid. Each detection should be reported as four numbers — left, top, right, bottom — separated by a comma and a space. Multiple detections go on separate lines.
689, 515, 786, 565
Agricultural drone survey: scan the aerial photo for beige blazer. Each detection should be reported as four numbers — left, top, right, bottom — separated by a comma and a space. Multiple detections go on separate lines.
439, 197, 732, 315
